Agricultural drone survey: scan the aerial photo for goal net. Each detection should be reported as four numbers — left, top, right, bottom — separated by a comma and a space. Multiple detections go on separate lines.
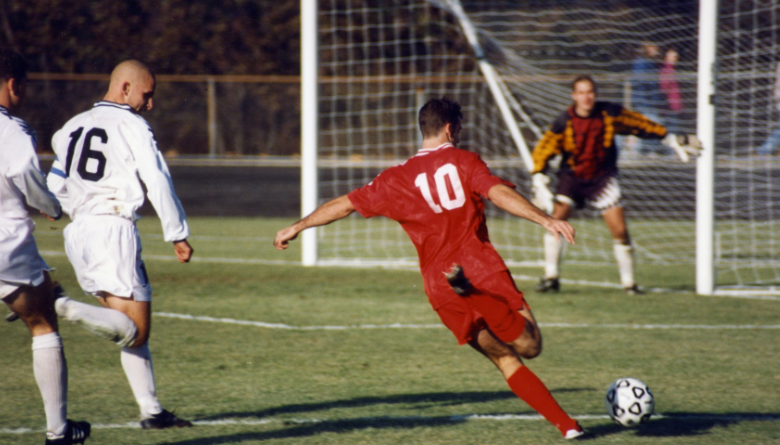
312, 0, 780, 292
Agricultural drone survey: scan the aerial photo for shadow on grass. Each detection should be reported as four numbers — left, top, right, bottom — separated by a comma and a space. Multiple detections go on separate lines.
198, 389, 596, 420
159, 415, 467, 445
580, 412, 780, 440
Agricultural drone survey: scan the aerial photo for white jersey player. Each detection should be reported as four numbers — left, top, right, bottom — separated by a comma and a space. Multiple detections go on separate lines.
46, 60, 194, 430
0, 49, 91, 445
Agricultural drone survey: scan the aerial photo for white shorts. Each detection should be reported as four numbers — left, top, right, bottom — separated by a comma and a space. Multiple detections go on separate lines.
64, 216, 152, 301
0, 218, 48, 300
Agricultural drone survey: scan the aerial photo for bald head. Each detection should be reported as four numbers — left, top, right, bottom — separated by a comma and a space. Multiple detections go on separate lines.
104, 60, 156, 113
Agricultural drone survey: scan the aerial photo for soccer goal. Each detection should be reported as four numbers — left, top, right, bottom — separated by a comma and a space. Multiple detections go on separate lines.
301, 0, 780, 296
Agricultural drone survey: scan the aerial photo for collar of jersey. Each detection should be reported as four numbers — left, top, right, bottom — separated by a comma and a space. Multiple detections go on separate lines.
415, 142, 454, 157
93, 101, 134, 112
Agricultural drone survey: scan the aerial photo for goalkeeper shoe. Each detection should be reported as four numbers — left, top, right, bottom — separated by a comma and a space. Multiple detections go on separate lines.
444, 264, 474, 296
45, 420, 91, 445
535, 277, 560, 293
140, 409, 193, 430
624, 284, 643, 295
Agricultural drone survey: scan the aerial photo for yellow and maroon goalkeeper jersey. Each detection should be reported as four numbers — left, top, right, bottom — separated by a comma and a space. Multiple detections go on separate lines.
531, 101, 667, 179
348, 143, 514, 310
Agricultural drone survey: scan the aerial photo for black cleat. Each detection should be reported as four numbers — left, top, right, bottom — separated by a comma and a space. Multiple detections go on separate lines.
624, 284, 643, 295
535, 277, 560, 292
45, 420, 91, 445
444, 264, 473, 296
140, 409, 193, 430
5, 311, 19, 322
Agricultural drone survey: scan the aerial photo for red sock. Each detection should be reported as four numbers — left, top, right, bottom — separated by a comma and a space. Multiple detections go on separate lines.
506, 366, 579, 436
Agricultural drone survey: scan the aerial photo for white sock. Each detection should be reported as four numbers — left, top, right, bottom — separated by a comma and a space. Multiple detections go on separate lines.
613, 242, 636, 288
543, 232, 564, 279
32, 332, 68, 438
55, 296, 137, 347
121, 344, 163, 419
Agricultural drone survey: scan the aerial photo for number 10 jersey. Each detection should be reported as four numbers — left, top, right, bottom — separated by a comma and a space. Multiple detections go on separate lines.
348, 143, 515, 310
48, 101, 188, 243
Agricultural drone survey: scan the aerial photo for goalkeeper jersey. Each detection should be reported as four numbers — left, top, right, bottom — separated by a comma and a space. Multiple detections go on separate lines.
48, 101, 189, 243
348, 143, 513, 309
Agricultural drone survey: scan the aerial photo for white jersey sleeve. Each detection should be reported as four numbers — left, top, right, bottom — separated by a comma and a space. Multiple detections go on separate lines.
121, 118, 189, 242
47, 156, 71, 217
0, 113, 61, 220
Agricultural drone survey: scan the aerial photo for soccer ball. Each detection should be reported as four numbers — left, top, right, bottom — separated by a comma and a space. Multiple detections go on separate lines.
605, 377, 655, 426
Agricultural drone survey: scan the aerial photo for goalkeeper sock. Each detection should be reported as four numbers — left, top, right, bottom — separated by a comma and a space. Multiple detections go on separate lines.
613, 242, 635, 288
543, 233, 564, 279
506, 366, 579, 436
55, 297, 137, 347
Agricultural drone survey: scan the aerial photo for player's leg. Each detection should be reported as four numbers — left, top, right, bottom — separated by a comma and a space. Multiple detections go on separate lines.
2, 274, 90, 444
602, 206, 640, 293
98, 293, 191, 429
537, 199, 573, 292
468, 329, 582, 438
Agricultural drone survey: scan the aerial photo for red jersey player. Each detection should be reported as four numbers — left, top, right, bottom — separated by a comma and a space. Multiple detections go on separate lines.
274, 98, 584, 439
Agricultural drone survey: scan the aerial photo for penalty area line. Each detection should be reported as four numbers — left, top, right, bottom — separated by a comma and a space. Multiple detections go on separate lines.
4, 413, 780, 434
153, 312, 780, 331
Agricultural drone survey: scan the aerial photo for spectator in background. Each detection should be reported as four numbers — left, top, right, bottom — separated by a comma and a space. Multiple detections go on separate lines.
659, 47, 683, 134
758, 62, 780, 155
631, 42, 667, 155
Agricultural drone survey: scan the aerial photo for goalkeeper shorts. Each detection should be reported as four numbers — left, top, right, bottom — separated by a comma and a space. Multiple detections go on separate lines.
435, 271, 529, 345
556, 170, 622, 211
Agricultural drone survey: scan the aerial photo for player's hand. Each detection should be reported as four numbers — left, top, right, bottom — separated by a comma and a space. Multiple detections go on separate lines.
544, 218, 575, 245
531, 173, 554, 214
274, 226, 300, 251
662, 133, 703, 162
173, 240, 193, 263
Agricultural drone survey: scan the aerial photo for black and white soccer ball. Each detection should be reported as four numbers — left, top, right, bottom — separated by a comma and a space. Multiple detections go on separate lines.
605, 377, 655, 426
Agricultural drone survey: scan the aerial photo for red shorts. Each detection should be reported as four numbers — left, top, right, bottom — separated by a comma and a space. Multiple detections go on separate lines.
435, 271, 529, 345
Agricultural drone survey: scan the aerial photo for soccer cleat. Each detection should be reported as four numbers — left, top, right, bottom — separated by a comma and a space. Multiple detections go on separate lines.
45, 419, 91, 445
5, 311, 19, 322
140, 409, 193, 430
564, 426, 586, 440
444, 264, 473, 296
624, 284, 643, 295
535, 277, 560, 293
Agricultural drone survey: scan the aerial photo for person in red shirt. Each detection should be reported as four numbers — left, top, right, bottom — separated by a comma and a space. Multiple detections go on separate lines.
275, 98, 584, 439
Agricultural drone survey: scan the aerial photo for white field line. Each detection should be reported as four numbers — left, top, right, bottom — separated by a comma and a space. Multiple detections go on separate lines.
4, 413, 780, 435
38, 251, 780, 301
154, 312, 780, 331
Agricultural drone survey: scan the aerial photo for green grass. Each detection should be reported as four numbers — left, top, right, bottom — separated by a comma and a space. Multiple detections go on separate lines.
2, 216, 779, 444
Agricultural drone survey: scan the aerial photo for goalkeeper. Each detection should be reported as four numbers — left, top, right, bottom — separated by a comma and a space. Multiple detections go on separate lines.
531, 75, 700, 294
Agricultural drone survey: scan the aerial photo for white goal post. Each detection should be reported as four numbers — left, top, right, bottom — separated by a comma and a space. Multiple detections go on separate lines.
301, 0, 780, 296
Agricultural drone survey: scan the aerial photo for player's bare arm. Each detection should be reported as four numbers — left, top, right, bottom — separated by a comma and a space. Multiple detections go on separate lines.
274, 194, 356, 250
173, 240, 193, 263
487, 183, 575, 244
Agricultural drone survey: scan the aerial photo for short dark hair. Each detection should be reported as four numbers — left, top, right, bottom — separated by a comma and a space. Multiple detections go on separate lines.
0, 49, 28, 82
571, 75, 597, 92
419, 97, 462, 139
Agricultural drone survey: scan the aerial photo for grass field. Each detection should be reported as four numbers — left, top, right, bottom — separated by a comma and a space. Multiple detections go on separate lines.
1, 216, 779, 445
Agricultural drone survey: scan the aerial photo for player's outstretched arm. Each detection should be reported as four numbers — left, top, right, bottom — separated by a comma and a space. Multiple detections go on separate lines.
488, 184, 575, 244
274, 194, 356, 250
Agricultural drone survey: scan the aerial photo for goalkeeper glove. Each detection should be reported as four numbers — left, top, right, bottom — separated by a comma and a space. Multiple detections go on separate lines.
662, 133, 703, 163
531, 173, 554, 214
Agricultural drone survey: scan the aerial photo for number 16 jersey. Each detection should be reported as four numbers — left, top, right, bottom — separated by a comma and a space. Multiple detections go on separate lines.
348, 143, 515, 310
48, 101, 188, 243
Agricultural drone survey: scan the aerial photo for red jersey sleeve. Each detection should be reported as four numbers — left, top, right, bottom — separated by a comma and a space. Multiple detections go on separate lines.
348, 172, 391, 219
464, 152, 515, 198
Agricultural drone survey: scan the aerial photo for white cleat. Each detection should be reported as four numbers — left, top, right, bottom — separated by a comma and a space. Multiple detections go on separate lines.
564, 428, 585, 440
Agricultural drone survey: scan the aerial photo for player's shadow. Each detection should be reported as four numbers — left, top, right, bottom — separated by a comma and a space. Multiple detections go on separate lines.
158, 415, 469, 445
580, 412, 779, 440
197, 388, 596, 420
